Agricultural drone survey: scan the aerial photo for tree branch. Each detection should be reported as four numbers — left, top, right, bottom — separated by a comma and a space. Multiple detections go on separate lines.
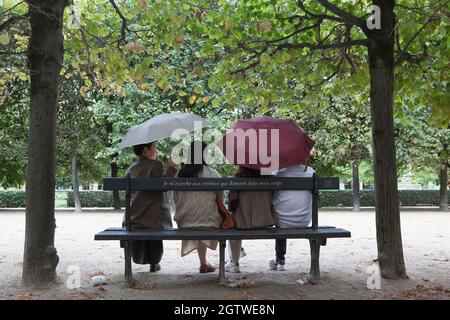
108, 0, 130, 44
249, 22, 321, 46
230, 60, 260, 75
277, 38, 369, 51
394, 14, 439, 65
231, 38, 369, 75
0, 1, 25, 17
396, 3, 433, 13
395, 50, 428, 66
306, 55, 345, 89
316, 0, 366, 27
296, 0, 343, 23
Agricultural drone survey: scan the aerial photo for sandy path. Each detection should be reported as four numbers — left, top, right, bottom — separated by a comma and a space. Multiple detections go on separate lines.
0, 210, 449, 300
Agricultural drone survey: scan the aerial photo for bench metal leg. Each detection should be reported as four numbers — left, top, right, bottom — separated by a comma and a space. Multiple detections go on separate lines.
218, 240, 226, 285
309, 239, 321, 283
124, 241, 134, 287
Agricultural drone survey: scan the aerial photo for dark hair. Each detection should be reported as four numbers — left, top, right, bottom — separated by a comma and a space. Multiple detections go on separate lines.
133, 142, 154, 157
178, 141, 208, 178
235, 166, 262, 178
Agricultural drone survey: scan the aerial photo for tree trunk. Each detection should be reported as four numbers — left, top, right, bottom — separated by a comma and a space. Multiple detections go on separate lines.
105, 115, 121, 210
71, 151, 82, 212
111, 157, 121, 210
23, 0, 66, 286
439, 165, 448, 211
352, 159, 361, 211
439, 144, 448, 211
367, 0, 407, 279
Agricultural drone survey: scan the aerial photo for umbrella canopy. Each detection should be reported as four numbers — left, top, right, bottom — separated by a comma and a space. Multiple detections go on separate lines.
119, 112, 209, 149
218, 116, 315, 171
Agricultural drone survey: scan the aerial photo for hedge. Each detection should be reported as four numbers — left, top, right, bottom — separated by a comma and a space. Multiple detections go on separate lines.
0, 190, 26, 208
319, 190, 375, 207
319, 190, 449, 207
2, 189, 448, 208
67, 191, 125, 208
66, 189, 448, 208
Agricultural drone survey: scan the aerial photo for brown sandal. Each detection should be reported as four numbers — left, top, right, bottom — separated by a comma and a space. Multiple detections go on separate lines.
199, 263, 216, 273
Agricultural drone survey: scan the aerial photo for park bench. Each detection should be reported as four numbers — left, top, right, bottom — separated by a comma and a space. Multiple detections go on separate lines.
94, 174, 351, 286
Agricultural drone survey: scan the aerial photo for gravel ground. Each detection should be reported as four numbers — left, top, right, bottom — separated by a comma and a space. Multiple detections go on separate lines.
0, 209, 449, 300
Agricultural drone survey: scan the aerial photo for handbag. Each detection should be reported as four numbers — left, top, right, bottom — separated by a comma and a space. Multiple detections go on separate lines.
216, 195, 236, 229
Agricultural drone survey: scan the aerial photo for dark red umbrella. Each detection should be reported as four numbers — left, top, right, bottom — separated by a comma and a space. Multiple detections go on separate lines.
218, 116, 315, 171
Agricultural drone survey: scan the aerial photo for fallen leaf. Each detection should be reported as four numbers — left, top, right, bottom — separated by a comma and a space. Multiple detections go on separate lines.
15, 294, 33, 300
397, 285, 450, 300
88, 271, 105, 278
70, 290, 104, 300
133, 282, 159, 290
228, 279, 254, 289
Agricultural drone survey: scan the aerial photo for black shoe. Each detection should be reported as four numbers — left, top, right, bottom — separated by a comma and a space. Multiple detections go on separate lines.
150, 264, 161, 272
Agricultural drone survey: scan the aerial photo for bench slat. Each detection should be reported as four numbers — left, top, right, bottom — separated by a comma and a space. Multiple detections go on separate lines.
94, 227, 350, 241
103, 177, 339, 191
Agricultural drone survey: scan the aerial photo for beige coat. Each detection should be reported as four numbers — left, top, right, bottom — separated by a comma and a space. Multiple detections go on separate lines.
173, 166, 223, 229
173, 166, 222, 256
126, 157, 174, 229
228, 190, 275, 229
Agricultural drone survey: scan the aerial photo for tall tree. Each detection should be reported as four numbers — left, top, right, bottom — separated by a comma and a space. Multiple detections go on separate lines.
396, 105, 449, 211
22, 0, 67, 286
194, 0, 448, 278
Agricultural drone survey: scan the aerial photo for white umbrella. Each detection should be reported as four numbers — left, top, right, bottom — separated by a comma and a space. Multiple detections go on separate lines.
118, 112, 209, 149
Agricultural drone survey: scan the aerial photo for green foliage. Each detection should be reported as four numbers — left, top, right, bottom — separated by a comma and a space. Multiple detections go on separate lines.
0, 190, 26, 207
63, 189, 449, 208
0, 79, 29, 187
411, 167, 440, 186
395, 104, 449, 176
195, 0, 449, 125
1, 0, 448, 191
320, 190, 449, 207
67, 190, 125, 208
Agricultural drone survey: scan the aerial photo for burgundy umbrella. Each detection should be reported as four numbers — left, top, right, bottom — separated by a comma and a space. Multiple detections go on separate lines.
218, 116, 315, 172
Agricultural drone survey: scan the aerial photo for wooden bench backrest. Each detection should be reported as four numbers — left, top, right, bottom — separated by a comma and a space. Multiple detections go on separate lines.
102, 174, 339, 231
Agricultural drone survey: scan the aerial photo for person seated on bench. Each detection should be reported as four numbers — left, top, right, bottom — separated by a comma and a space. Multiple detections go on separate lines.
173, 141, 222, 273
226, 166, 276, 273
270, 163, 315, 271
126, 141, 176, 272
